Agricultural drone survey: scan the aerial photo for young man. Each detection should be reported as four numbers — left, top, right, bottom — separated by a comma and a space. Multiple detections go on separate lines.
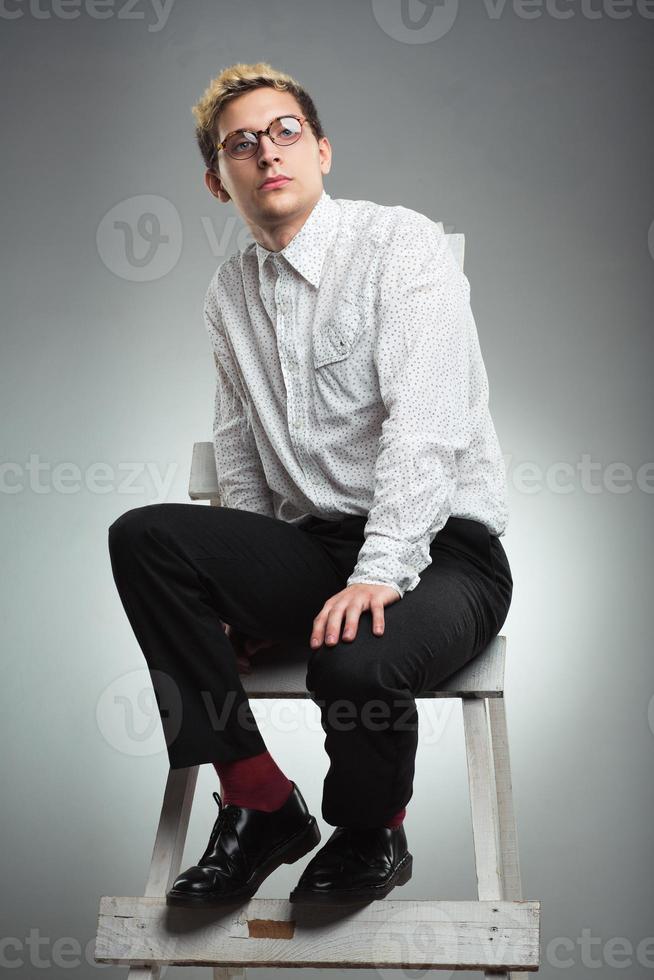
107, 61, 513, 907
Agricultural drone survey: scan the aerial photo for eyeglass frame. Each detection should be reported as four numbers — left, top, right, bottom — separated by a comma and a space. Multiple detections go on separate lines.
215, 114, 307, 161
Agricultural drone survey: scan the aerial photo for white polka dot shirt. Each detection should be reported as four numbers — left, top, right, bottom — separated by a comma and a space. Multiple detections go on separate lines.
204, 189, 509, 599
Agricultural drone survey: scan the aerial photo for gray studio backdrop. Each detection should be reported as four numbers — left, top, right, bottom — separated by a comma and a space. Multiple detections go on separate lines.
1, 2, 653, 979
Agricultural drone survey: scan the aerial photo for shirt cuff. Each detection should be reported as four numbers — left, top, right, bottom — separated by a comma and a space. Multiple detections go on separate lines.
347, 555, 431, 599
345, 576, 404, 600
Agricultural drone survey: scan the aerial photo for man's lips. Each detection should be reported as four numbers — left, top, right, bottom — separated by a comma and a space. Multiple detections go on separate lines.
260, 176, 292, 189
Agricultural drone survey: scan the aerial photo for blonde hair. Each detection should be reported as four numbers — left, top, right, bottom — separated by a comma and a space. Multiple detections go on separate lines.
191, 61, 326, 173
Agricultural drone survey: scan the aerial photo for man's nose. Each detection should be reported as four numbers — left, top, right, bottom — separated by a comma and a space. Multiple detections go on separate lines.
257, 134, 282, 165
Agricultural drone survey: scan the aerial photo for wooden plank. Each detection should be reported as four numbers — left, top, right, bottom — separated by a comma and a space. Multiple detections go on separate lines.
488, 696, 523, 903
487, 695, 524, 980
236, 633, 505, 700
95, 897, 539, 971
446, 231, 465, 270
189, 441, 220, 500
462, 697, 503, 900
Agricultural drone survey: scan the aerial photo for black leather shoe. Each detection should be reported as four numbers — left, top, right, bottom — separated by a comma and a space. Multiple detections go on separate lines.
288, 824, 413, 905
166, 781, 321, 907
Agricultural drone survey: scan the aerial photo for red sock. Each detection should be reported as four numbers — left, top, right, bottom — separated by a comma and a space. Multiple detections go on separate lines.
212, 750, 294, 812
384, 806, 406, 828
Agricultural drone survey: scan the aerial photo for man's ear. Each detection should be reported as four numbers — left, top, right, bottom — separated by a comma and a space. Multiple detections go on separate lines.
205, 169, 231, 202
318, 136, 332, 177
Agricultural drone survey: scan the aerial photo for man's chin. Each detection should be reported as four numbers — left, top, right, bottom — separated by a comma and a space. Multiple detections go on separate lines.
255, 188, 302, 216
257, 183, 297, 202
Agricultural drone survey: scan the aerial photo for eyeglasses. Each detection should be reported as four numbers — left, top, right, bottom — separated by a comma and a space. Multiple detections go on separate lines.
216, 114, 307, 161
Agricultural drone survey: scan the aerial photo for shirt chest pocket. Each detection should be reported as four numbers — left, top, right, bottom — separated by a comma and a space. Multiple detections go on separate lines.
312, 300, 364, 369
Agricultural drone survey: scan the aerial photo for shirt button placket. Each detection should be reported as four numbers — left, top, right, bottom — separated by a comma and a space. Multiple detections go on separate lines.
276, 277, 302, 451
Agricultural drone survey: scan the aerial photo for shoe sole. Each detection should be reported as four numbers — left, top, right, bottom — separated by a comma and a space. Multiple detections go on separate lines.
288, 851, 413, 905
166, 815, 321, 908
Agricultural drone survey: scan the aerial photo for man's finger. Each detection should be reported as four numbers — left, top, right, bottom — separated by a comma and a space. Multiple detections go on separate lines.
310, 605, 333, 647
371, 603, 385, 636
324, 606, 346, 646
341, 607, 361, 642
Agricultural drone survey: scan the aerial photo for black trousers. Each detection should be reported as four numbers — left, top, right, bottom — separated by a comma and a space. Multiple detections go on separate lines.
107, 503, 513, 829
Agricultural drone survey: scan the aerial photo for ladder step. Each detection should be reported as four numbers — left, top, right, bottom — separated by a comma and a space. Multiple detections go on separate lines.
95, 896, 540, 971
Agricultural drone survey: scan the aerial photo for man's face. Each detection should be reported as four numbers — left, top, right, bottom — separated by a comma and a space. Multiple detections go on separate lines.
205, 87, 331, 234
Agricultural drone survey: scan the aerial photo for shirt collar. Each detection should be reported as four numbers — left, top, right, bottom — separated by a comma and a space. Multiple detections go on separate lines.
253, 189, 338, 288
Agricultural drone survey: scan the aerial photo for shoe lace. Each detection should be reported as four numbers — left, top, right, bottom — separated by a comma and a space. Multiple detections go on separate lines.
207, 790, 241, 847
212, 790, 241, 831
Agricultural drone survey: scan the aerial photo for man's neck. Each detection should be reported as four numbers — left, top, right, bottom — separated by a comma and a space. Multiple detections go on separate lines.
249, 193, 321, 252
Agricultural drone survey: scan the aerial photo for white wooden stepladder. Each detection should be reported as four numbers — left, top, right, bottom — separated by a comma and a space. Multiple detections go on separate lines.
95, 232, 541, 978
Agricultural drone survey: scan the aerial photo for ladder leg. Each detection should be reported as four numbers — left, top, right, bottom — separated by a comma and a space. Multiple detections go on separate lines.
126, 765, 199, 980
488, 695, 524, 980
462, 696, 510, 980
211, 781, 248, 980
488, 696, 523, 902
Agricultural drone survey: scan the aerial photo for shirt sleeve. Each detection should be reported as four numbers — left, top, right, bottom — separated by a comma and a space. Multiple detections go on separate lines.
346, 214, 476, 599
204, 285, 275, 519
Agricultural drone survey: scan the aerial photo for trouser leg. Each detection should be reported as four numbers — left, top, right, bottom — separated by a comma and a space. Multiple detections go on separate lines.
305, 517, 514, 829
107, 502, 352, 769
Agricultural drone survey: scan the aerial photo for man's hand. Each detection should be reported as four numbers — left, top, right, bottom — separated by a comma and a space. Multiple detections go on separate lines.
220, 621, 278, 674
310, 583, 401, 648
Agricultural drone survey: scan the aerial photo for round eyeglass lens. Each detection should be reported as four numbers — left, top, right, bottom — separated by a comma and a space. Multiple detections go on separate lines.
225, 116, 302, 158
270, 116, 302, 142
